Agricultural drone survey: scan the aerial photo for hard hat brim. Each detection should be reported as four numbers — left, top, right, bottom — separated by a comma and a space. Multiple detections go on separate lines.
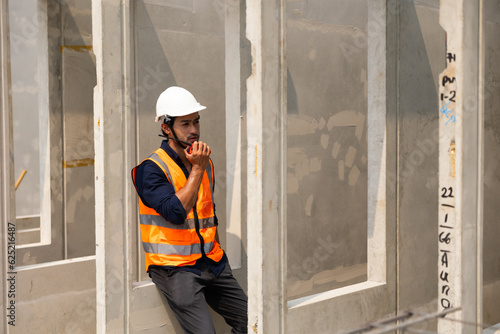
155, 104, 206, 122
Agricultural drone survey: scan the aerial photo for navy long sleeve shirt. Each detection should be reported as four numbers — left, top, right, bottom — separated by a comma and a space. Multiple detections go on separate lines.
134, 140, 227, 276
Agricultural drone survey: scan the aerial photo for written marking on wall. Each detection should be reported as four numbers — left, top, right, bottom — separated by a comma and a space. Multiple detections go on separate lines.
440, 52, 457, 126
438, 51, 457, 313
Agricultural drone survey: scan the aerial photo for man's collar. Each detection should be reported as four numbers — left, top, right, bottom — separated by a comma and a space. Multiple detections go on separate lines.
160, 140, 184, 166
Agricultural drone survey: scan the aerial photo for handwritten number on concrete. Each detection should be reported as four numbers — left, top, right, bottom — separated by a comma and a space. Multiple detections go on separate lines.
441, 187, 454, 198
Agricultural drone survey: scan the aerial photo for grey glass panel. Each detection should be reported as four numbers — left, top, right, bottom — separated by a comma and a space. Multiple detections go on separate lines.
286, 0, 368, 299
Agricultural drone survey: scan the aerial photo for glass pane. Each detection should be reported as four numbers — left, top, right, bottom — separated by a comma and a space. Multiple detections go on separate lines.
286, 0, 368, 299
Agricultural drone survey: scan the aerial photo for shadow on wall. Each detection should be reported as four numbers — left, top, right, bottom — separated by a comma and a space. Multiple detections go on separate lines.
134, 0, 177, 160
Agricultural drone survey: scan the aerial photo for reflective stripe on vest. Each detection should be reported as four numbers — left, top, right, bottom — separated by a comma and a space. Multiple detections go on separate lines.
143, 241, 214, 256
139, 214, 215, 230
132, 147, 223, 270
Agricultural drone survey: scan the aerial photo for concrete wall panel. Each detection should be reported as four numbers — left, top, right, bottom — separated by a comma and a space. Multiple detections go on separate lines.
62, 46, 96, 258
134, 0, 227, 282
9, 1, 97, 333
482, 0, 500, 325
397, 2, 444, 317
15, 0, 65, 265
12, 258, 96, 334
8, 0, 40, 218
14, 0, 96, 264
131, 1, 233, 332
285, 0, 368, 300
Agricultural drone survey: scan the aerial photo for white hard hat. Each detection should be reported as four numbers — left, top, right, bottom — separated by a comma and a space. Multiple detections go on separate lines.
155, 86, 206, 122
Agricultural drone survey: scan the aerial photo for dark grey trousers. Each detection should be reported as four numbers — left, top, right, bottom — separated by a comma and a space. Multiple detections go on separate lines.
149, 261, 248, 334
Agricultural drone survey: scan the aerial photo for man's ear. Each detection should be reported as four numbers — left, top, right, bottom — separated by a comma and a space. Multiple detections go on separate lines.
161, 123, 171, 136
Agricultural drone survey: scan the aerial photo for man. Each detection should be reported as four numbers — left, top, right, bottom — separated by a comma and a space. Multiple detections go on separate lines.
131, 86, 248, 334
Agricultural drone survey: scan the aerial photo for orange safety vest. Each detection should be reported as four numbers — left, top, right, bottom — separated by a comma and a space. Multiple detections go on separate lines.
131, 148, 224, 271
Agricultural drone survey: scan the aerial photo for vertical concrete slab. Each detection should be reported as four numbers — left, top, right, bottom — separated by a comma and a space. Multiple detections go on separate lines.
15, 0, 66, 265
61, 0, 96, 260
8, 0, 41, 219
131, 1, 235, 327
285, 2, 397, 333
438, 0, 482, 332
482, 0, 500, 326
62, 45, 96, 258
459, 1, 483, 328
396, 2, 445, 327
93, 0, 132, 332
246, 0, 282, 332
96, 1, 240, 332
285, 0, 369, 299
2, 1, 97, 332
133, 0, 228, 283
225, 0, 243, 271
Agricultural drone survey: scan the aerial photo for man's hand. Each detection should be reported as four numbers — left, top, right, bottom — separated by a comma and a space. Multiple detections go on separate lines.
176, 141, 211, 214
185, 141, 211, 170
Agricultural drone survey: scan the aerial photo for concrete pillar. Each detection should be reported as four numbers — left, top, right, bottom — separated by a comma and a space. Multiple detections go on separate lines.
438, 0, 483, 332
225, 0, 243, 270
246, 0, 283, 333
93, 0, 135, 332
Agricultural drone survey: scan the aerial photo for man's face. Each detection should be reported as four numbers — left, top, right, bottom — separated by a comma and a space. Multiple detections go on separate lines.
164, 112, 200, 144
